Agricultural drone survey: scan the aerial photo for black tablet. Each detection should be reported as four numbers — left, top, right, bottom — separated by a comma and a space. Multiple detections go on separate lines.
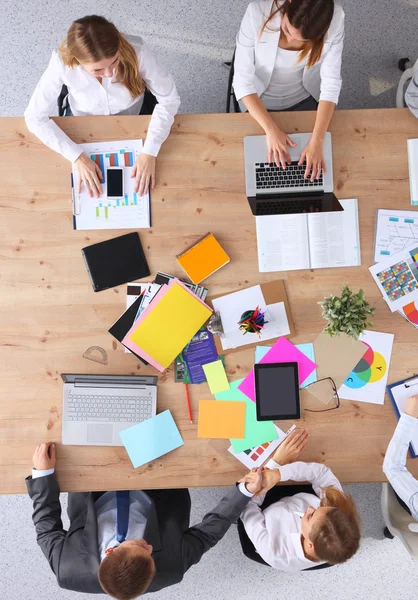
81, 232, 150, 292
254, 362, 300, 421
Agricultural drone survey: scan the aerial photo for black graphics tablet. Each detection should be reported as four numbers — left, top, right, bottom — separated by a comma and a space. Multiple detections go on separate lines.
81, 232, 150, 292
254, 362, 300, 421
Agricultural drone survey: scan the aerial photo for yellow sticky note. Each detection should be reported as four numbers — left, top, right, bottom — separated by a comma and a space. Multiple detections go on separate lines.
198, 400, 245, 439
202, 360, 230, 395
128, 282, 212, 368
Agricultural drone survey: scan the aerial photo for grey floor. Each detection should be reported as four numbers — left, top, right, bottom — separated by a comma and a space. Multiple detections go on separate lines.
2, 0, 418, 598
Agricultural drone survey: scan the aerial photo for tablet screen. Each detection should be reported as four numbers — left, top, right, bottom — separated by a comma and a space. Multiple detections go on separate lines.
255, 362, 300, 421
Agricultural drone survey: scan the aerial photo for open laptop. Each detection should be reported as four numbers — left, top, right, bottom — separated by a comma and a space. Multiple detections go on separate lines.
61, 374, 157, 446
244, 132, 343, 216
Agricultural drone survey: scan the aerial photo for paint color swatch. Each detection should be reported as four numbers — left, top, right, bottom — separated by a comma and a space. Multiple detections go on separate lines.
197, 400, 245, 439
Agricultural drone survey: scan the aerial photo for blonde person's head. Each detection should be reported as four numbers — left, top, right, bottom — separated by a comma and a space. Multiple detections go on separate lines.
59, 15, 144, 98
301, 487, 361, 564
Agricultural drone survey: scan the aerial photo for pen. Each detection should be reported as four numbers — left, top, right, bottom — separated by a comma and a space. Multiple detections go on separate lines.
184, 383, 193, 423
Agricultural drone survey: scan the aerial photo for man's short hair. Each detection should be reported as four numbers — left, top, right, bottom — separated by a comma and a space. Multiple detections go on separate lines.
98, 545, 156, 600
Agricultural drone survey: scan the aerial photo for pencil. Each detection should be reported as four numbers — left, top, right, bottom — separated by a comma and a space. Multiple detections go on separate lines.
184, 383, 193, 423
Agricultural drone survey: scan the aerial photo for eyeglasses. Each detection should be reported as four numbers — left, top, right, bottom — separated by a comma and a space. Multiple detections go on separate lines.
303, 377, 340, 413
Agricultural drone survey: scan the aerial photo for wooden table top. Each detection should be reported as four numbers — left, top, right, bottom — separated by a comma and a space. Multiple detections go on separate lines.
1, 109, 418, 494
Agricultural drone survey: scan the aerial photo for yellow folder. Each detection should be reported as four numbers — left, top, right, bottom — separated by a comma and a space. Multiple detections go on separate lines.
128, 281, 212, 369
197, 400, 246, 439
176, 232, 230, 284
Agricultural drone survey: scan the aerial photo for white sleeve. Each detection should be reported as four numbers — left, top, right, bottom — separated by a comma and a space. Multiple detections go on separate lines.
24, 51, 83, 163
383, 414, 418, 519
138, 42, 180, 157
319, 8, 345, 105
232, 3, 258, 101
265, 460, 343, 497
32, 468, 55, 479
405, 72, 418, 118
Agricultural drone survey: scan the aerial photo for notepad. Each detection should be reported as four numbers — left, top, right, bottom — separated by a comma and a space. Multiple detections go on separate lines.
203, 360, 230, 394
119, 410, 184, 468
123, 279, 212, 371
215, 379, 278, 452
176, 232, 230, 284
238, 337, 317, 402
198, 400, 245, 439
407, 139, 418, 206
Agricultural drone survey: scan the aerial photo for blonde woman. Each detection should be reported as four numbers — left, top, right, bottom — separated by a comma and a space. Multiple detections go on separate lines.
239, 429, 361, 570
233, 0, 344, 180
25, 15, 180, 198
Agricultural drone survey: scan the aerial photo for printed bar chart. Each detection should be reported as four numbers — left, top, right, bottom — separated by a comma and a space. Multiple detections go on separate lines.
106, 152, 119, 167
120, 149, 134, 167
91, 154, 105, 183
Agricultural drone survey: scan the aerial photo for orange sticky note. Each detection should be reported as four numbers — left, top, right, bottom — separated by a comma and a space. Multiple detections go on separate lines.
198, 400, 246, 439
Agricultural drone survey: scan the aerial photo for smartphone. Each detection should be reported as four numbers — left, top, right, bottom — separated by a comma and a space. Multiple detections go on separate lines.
254, 362, 300, 421
106, 167, 124, 198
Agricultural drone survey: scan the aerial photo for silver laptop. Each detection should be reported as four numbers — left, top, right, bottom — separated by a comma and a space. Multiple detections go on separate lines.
61, 374, 157, 446
244, 132, 343, 216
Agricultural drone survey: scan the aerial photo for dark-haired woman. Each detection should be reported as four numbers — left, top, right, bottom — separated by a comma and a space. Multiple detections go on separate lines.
25, 16, 180, 198
233, 0, 344, 180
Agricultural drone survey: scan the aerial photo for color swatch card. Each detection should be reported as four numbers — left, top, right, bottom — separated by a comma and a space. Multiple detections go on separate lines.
238, 337, 317, 402
338, 331, 394, 405
228, 424, 296, 469
119, 410, 184, 468
123, 279, 212, 371
176, 232, 230, 284
198, 400, 245, 439
215, 379, 278, 453
255, 343, 317, 388
203, 360, 230, 394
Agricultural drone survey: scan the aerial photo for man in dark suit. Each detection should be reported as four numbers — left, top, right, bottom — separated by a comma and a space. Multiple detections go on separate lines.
27, 442, 262, 598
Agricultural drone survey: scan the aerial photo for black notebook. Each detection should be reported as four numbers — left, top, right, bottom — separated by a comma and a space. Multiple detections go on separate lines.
81, 232, 150, 292
108, 295, 148, 365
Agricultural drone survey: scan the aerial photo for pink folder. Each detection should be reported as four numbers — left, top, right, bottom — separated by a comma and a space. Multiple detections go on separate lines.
238, 337, 317, 402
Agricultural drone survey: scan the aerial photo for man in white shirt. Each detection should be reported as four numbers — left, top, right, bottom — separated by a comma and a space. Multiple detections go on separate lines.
27, 442, 262, 598
383, 395, 418, 521
239, 429, 361, 571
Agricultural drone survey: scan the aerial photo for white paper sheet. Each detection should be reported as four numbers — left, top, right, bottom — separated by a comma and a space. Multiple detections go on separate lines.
407, 139, 418, 206
256, 214, 310, 272
374, 209, 418, 263
228, 425, 296, 468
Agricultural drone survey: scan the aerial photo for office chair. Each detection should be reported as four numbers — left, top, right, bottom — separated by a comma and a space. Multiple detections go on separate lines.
237, 484, 332, 571
225, 50, 240, 113
57, 85, 158, 116
381, 482, 418, 560
396, 57, 418, 108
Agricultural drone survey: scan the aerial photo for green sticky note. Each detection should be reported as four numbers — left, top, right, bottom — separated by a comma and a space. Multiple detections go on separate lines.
215, 379, 278, 453
203, 360, 230, 395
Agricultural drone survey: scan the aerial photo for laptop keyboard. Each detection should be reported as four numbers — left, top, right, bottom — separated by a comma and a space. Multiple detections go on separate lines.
67, 394, 154, 423
256, 198, 323, 215
255, 161, 323, 190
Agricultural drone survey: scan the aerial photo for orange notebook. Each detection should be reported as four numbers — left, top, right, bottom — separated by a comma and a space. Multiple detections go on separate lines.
176, 233, 230, 284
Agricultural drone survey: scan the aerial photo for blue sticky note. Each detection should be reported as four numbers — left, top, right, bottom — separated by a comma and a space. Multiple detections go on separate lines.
119, 410, 184, 468
255, 343, 317, 388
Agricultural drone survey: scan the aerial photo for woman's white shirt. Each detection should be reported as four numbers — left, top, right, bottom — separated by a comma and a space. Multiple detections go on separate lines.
233, 0, 345, 107
260, 46, 309, 110
240, 460, 344, 571
24, 35, 180, 163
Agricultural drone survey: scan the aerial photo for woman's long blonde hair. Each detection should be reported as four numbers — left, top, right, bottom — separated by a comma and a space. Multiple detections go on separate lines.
310, 487, 361, 564
59, 15, 144, 98
262, 0, 335, 68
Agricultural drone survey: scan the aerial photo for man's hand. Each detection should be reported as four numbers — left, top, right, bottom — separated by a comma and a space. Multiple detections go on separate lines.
239, 467, 263, 494
33, 442, 56, 471
406, 395, 418, 419
272, 428, 309, 466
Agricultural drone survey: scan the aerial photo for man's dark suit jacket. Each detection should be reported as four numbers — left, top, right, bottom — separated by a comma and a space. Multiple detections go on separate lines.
26, 474, 251, 594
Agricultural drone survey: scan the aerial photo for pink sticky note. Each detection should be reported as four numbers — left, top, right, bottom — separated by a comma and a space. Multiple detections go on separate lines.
238, 337, 317, 402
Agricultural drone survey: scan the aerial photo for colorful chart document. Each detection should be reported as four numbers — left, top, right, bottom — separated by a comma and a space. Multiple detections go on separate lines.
197, 400, 246, 439
228, 424, 295, 468
203, 360, 230, 394
374, 209, 418, 263
72, 139, 150, 230
215, 379, 278, 453
119, 410, 184, 468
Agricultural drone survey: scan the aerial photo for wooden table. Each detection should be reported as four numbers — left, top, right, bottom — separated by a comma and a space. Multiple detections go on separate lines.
1, 109, 418, 494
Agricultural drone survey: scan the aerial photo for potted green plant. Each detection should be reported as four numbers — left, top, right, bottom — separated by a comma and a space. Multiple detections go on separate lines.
318, 284, 375, 340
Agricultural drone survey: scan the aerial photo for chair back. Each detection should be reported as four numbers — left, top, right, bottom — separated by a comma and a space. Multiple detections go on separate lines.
396, 58, 418, 108
381, 483, 418, 559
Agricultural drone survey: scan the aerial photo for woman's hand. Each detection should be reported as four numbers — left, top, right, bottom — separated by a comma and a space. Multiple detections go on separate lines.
75, 153, 103, 198
299, 138, 326, 182
238, 467, 263, 494
265, 123, 297, 169
131, 153, 156, 196
272, 428, 309, 466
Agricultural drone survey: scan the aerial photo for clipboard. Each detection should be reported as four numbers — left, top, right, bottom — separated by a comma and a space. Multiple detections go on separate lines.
387, 374, 418, 458
206, 280, 295, 356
